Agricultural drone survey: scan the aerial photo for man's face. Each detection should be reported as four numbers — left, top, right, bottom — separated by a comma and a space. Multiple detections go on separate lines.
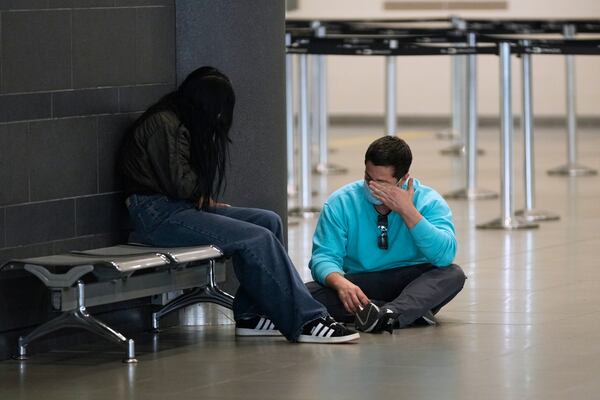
364, 161, 407, 187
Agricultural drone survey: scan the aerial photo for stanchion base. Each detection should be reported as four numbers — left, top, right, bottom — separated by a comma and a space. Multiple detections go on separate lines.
288, 207, 321, 218
476, 217, 539, 230
515, 209, 560, 222
287, 219, 300, 227
287, 185, 298, 198
288, 189, 319, 199
443, 188, 498, 200
440, 144, 485, 156
314, 163, 348, 175
436, 130, 460, 140
547, 164, 598, 177
123, 357, 138, 364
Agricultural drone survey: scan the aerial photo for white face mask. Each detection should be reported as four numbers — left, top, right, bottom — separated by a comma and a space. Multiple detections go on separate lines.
363, 180, 383, 205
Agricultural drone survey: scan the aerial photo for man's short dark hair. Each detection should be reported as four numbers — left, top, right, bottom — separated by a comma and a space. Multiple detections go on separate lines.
364, 136, 412, 179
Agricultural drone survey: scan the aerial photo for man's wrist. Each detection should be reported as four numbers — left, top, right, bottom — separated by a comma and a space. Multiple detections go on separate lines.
400, 205, 423, 229
325, 272, 347, 290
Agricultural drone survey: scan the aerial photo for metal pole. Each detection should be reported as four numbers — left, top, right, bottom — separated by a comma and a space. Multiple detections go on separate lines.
311, 53, 320, 160
516, 40, 560, 222
440, 16, 467, 145
289, 54, 320, 217
566, 42, 577, 166
547, 24, 597, 176
301, 55, 312, 210
523, 44, 535, 212
314, 27, 347, 176
318, 54, 328, 168
478, 42, 538, 230
285, 34, 297, 197
385, 39, 398, 136
451, 55, 462, 139
441, 54, 483, 156
441, 18, 482, 156
444, 33, 496, 200
436, 53, 462, 140
466, 34, 477, 192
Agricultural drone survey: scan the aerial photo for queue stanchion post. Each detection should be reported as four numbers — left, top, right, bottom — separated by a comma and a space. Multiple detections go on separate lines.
441, 53, 467, 155
438, 16, 465, 140
289, 53, 321, 218
516, 40, 560, 222
385, 39, 398, 137
547, 24, 597, 176
310, 22, 321, 166
478, 42, 538, 230
444, 32, 497, 200
314, 26, 347, 176
311, 51, 320, 164
450, 54, 463, 141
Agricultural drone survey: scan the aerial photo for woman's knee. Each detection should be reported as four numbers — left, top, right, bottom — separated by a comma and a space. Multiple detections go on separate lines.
259, 209, 283, 230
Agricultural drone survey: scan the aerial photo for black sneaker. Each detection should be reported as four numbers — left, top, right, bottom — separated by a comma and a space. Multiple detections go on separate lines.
354, 303, 396, 334
298, 316, 360, 344
235, 316, 282, 336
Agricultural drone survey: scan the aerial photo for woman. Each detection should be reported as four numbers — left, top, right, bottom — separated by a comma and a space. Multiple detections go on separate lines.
120, 66, 358, 343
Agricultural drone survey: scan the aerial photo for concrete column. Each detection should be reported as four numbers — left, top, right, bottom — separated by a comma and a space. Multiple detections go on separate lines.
176, 1, 287, 220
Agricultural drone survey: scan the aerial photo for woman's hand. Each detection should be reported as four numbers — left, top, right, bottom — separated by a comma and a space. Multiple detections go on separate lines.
198, 198, 232, 208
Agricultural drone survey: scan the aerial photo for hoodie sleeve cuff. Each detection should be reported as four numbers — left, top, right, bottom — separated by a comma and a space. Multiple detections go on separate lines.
313, 264, 345, 285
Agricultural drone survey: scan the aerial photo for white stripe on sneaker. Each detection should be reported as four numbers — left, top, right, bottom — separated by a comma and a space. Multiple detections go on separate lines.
312, 323, 325, 336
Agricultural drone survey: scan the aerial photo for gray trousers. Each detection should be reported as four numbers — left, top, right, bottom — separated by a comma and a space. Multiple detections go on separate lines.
306, 264, 466, 328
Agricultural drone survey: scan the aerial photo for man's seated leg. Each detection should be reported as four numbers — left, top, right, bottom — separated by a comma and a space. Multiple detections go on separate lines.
382, 264, 466, 328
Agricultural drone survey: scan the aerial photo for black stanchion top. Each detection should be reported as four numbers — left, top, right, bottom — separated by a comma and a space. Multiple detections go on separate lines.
286, 35, 600, 57
465, 19, 600, 34
286, 18, 600, 36
286, 36, 497, 56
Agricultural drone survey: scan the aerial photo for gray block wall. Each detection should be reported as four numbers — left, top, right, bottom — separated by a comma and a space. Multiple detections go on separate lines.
176, 0, 287, 219
0, 1, 176, 263
0, 1, 176, 358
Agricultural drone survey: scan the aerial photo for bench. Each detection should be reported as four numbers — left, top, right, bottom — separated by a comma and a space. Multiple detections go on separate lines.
0, 244, 233, 363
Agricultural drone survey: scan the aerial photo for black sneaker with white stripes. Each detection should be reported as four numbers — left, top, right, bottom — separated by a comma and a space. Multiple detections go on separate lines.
235, 316, 282, 336
298, 316, 360, 344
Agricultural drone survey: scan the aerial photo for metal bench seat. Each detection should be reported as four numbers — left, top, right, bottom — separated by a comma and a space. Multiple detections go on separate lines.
0, 244, 232, 363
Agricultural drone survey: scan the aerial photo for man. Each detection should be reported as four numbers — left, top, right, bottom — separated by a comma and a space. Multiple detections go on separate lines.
307, 136, 466, 333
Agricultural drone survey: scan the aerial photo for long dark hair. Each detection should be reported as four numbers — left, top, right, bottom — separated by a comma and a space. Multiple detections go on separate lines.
130, 66, 235, 210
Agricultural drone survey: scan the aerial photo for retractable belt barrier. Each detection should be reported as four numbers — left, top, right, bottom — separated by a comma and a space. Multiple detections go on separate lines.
284, 18, 600, 227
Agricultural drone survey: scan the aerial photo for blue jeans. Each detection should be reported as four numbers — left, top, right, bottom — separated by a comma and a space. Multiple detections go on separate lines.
126, 194, 327, 341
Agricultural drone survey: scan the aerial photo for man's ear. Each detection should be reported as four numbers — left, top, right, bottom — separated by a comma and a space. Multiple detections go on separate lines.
399, 172, 410, 185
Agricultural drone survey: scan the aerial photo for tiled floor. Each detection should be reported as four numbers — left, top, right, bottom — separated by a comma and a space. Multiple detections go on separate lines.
1, 122, 600, 400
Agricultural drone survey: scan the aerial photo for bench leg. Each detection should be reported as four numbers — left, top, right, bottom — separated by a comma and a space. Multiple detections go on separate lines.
16, 281, 138, 364
152, 260, 234, 331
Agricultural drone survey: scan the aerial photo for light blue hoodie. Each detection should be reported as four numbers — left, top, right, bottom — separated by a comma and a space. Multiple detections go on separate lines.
309, 179, 457, 284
